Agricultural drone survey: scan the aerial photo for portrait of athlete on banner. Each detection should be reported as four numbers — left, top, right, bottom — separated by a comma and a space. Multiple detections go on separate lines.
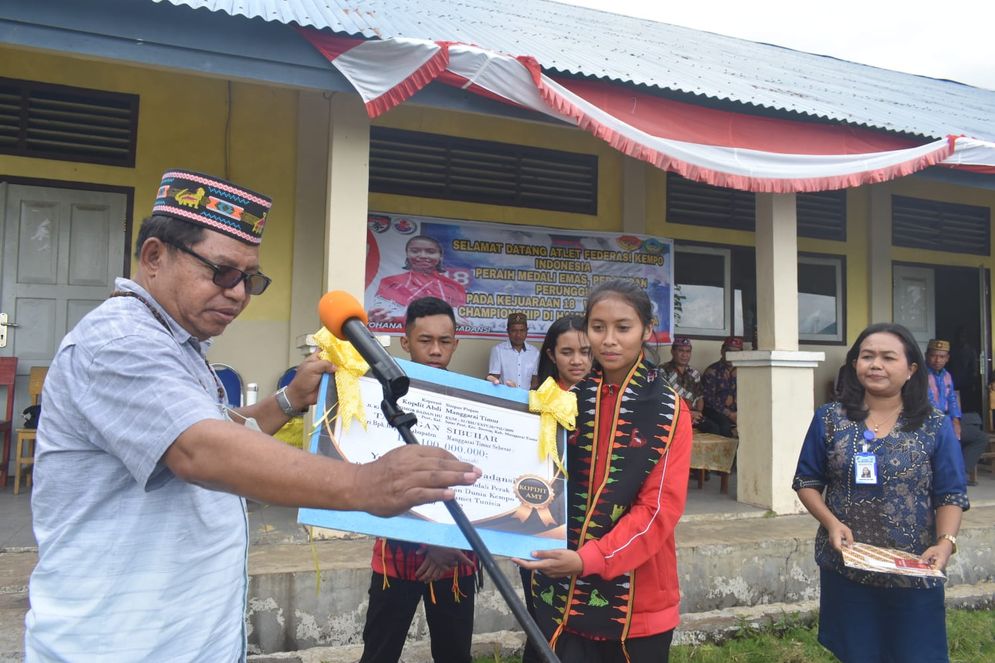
369, 233, 468, 323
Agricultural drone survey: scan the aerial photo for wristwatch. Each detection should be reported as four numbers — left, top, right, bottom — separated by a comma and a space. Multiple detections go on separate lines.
275, 386, 308, 417
937, 533, 958, 555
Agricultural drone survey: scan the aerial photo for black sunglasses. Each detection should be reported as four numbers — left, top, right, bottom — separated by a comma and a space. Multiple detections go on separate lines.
166, 241, 272, 296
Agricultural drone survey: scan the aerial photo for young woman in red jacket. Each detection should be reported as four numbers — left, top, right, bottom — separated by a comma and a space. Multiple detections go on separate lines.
516, 279, 693, 662
521, 314, 593, 663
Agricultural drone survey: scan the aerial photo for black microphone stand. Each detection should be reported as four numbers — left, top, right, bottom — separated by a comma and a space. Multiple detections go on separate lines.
377, 381, 560, 663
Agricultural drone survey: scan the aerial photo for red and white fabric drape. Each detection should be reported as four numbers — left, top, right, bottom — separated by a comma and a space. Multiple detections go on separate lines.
301, 31, 995, 193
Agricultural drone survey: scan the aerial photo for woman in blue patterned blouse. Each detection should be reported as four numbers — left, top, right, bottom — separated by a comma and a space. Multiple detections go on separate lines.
793, 322, 969, 663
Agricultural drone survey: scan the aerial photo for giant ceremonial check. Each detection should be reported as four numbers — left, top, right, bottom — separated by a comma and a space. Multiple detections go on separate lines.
364, 212, 674, 340
298, 359, 569, 559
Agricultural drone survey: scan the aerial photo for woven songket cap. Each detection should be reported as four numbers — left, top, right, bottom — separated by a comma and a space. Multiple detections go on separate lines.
153, 169, 271, 245
927, 339, 951, 352
672, 335, 692, 348
508, 312, 528, 325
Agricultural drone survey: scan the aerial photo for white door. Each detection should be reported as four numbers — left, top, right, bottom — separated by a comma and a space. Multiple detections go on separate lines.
893, 265, 934, 353
0, 183, 127, 374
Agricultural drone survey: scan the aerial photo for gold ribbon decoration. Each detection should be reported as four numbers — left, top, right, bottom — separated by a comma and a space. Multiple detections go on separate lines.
528, 376, 576, 476
312, 327, 370, 433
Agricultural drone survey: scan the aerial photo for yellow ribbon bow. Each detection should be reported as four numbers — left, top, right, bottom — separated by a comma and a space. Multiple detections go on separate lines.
312, 327, 370, 433
528, 376, 576, 477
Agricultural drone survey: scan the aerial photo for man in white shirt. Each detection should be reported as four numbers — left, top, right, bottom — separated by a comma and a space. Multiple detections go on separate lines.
486, 312, 540, 389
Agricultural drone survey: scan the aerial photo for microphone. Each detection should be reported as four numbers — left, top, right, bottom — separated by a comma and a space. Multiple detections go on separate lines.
318, 291, 409, 400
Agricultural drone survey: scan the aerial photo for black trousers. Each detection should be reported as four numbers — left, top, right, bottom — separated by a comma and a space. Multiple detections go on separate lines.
552, 629, 674, 663
702, 406, 736, 437
523, 569, 675, 663
959, 412, 988, 472
693, 417, 720, 435
359, 572, 476, 663
520, 567, 545, 663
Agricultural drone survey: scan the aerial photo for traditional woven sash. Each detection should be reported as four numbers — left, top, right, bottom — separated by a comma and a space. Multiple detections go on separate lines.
532, 355, 678, 643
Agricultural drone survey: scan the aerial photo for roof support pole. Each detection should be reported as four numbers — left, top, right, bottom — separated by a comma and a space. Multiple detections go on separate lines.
868, 185, 893, 322
621, 156, 646, 234
288, 91, 333, 361
756, 193, 799, 352
323, 93, 371, 298
731, 193, 823, 514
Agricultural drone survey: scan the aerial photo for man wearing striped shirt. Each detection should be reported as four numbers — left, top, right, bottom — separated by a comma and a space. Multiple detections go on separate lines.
26, 170, 480, 662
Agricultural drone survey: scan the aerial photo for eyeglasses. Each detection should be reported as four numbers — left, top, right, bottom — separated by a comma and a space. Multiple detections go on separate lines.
166, 241, 272, 295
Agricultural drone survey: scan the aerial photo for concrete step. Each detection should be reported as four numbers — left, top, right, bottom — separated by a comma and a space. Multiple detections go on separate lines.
244, 505, 995, 655
0, 549, 33, 663
247, 582, 995, 663
2, 503, 992, 659
677, 580, 994, 647
247, 631, 525, 663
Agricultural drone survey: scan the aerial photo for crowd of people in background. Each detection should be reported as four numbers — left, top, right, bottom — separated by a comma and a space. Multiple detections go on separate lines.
488, 315, 973, 662
22, 166, 977, 663
485, 314, 746, 442
660, 335, 742, 437
361, 291, 978, 663
479, 315, 988, 490
481, 315, 985, 487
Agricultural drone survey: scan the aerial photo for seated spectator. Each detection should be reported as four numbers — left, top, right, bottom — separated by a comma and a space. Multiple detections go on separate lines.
926, 338, 987, 485
701, 336, 742, 437
661, 336, 716, 433
947, 326, 980, 413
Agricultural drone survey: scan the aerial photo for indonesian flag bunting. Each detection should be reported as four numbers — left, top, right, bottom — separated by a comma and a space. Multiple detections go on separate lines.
300, 30, 995, 193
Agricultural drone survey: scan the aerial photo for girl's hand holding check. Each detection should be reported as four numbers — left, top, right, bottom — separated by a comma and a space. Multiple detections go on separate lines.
513, 549, 583, 578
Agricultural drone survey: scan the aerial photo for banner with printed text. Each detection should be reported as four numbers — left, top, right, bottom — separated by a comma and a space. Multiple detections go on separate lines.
365, 212, 673, 341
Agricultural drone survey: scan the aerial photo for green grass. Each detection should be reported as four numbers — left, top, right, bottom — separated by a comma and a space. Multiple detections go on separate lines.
670, 621, 836, 663
947, 608, 995, 663
471, 608, 995, 663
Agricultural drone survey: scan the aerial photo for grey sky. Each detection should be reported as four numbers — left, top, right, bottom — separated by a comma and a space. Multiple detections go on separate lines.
556, 0, 995, 91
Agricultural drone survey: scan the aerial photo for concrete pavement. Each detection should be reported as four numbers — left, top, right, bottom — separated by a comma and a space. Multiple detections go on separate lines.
2, 472, 994, 661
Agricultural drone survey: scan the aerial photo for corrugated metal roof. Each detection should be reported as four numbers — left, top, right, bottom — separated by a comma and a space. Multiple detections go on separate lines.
156, 0, 995, 142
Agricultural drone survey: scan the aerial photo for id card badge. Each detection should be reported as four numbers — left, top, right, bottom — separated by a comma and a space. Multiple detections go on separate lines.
854, 452, 878, 484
